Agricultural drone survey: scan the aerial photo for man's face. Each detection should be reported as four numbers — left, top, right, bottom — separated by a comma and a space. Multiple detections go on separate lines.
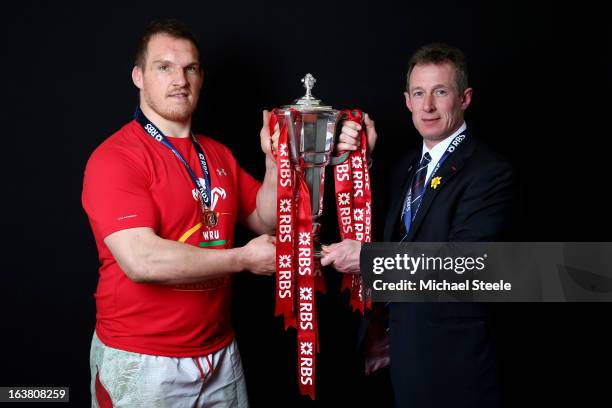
405, 63, 472, 144
133, 33, 203, 123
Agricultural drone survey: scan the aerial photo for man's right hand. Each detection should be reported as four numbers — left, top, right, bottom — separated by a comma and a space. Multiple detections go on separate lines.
320, 239, 362, 274
260, 110, 280, 161
240, 234, 276, 276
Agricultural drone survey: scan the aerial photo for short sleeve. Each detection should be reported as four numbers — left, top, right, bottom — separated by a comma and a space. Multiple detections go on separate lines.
82, 147, 159, 239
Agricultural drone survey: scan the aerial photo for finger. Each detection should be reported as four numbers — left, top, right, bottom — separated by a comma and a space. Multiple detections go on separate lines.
260, 122, 270, 142
262, 110, 270, 126
320, 254, 333, 267
259, 269, 275, 276
343, 120, 362, 131
339, 133, 359, 145
364, 114, 377, 152
367, 134, 377, 153
335, 142, 358, 151
267, 235, 276, 244
272, 127, 280, 141
341, 126, 360, 138
364, 113, 374, 127
324, 242, 340, 252
272, 130, 279, 147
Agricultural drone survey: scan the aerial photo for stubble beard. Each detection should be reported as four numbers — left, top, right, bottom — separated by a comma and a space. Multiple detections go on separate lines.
143, 89, 196, 124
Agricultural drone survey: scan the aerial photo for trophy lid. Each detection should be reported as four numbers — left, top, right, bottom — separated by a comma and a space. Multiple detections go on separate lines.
281, 73, 335, 112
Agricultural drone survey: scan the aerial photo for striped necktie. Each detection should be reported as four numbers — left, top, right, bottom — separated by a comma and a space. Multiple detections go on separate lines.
401, 152, 432, 235
411, 152, 432, 218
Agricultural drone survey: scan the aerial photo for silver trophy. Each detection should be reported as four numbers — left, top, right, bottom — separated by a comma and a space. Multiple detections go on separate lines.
273, 74, 351, 257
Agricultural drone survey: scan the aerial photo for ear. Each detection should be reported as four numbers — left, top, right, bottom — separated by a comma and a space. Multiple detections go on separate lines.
132, 66, 143, 90
460, 87, 473, 111
404, 91, 414, 112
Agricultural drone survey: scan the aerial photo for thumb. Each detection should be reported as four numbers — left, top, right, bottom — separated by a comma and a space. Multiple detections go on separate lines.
323, 242, 340, 253
320, 253, 334, 267
364, 113, 377, 152
262, 110, 270, 127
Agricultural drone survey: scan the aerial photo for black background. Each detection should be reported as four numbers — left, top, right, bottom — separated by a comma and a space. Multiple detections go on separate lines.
3, 0, 610, 406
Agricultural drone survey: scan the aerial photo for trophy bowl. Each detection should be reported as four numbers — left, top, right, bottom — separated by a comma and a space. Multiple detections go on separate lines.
272, 73, 350, 257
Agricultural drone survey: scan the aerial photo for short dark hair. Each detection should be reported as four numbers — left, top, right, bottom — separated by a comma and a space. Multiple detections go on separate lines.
134, 18, 200, 68
406, 43, 468, 94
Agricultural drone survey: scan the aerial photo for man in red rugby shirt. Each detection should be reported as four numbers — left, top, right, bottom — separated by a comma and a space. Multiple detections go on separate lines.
82, 18, 280, 407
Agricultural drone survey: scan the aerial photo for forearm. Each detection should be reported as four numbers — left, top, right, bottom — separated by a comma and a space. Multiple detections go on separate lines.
139, 238, 245, 284
253, 156, 277, 233
108, 229, 246, 285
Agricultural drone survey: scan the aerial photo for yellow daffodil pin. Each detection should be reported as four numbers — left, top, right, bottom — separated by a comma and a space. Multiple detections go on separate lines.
430, 176, 442, 189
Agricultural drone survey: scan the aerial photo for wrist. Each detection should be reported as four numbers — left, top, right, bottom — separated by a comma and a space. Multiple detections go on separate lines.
234, 246, 249, 272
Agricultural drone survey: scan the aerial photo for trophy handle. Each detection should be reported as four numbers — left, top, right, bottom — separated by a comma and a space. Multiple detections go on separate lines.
330, 152, 350, 165
330, 111, 351, 165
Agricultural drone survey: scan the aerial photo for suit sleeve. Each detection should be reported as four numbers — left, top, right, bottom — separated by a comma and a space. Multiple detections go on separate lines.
448, 160, 517, 241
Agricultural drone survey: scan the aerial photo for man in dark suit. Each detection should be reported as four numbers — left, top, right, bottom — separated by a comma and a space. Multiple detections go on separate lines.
321, 43, 517, 407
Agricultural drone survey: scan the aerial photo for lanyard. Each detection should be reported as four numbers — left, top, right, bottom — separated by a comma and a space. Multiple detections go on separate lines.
133, 106, 212, 207
401, 131, 467, 240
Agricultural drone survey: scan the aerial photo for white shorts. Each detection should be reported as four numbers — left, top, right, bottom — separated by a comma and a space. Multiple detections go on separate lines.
90, 332, 249, 408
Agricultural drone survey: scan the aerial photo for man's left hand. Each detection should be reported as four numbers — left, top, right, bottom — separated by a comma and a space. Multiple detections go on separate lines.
336, 113, 377, 159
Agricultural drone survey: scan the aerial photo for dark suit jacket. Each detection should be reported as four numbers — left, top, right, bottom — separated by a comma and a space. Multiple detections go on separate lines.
375, 130, 517, 408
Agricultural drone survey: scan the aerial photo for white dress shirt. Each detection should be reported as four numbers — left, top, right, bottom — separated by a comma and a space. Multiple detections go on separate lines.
420, 122, 467, 183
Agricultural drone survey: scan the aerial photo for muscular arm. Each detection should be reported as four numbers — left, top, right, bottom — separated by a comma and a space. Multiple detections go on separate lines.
245, 155, 277, 235
104, 227, 275, 285
245, 111, 279, 235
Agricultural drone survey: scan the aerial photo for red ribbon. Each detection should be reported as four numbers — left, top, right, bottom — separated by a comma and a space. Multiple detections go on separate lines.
270, 109, 316, 398
296, 175, 316, 398
271, 108, 372, 399
271, 110, 297, 330
334, 109, 372, 313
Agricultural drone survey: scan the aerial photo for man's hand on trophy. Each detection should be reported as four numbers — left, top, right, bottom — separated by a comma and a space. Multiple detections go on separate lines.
336, 113, 378, 160
261, 110, 280, 161
240, 234, 277, 276
320, 239, 362, 274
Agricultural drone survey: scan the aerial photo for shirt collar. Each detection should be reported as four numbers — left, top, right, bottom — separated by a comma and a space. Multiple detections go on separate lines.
421, 122, 467, 164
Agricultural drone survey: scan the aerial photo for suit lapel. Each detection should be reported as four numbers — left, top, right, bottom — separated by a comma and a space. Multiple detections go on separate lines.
406, 133, 477, 241
384, 152, 419, 241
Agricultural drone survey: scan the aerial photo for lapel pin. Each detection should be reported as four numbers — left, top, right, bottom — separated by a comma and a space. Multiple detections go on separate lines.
431, 176, 442, 189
